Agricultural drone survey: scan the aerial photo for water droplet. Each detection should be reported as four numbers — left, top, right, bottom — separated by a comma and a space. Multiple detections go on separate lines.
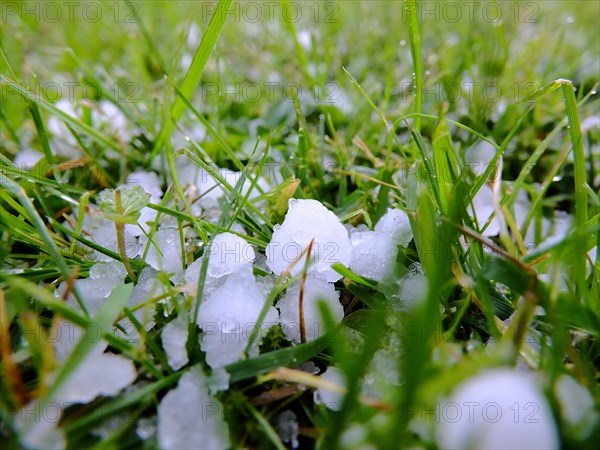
567, 16, 574, 24
425, 70, 431, 76
553, 176, 563, 182
400, 40, 406, 47
591, 90, 598, 95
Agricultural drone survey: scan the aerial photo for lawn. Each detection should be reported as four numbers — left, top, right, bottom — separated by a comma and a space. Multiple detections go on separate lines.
1, 1, 599, 449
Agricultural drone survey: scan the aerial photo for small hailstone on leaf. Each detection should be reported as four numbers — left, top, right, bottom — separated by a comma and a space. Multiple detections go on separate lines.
266, 199, 352, 282
157, 365, 230, 450
314, 366, 345, 411
277, 273, 343, 343
435, 369, 559, 450
99, 185, 151, 224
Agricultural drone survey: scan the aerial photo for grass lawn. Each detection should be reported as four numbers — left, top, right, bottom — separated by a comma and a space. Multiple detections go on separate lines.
1, 0, 599, 448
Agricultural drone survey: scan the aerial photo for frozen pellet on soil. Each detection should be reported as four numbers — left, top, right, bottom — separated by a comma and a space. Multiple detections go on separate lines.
158, 366, 230, 450
266, 199, 352, 282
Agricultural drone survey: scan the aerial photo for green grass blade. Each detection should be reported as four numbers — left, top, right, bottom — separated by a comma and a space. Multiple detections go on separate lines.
405, 0, 422, 132
150, 0, 234, 159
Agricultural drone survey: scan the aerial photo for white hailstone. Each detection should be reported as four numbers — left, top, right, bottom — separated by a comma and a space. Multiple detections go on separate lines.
157, 366, 230, 450
185, 258, 222, 299
140, 228, 183, 276
554, 374, 599, 439
14, 401, 66, 450
19, 322, 136, 445
396, 267, 428, 310
435, 369, 559, 450
88, 218, 140, 263
52, 329, 136, 404
266, 199, 352, 282
374, 208, 412, 246
94, 101, 131, 142
314, 366, 345, 411
161, 314, 189, 371
47, 99, 79, 158
349, 230, 393, 281
543, 210, 572, 247
125, 171, 163, 203
349, 208, 412, 282
116, 267, 166, 344
136, 417, 157, 440
175, 158, 268, 212
361, 342, 401, 399
275, 410, 300, 449
277, 273, 343, 343
13, 148, 43, 170
58, 261, 127, 316
206, 232, 255, 278
207, 367, 231, 395
198, 272, 278, 368
185, 233, 255, 299
465, 140, 497, 178
297, 29, 312, 50
470, 184, 502, 237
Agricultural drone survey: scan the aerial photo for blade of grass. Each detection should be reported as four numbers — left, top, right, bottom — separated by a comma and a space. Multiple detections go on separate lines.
405, 0, 422, 132
3, 178, 89, 316
150, 0, 234, 159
